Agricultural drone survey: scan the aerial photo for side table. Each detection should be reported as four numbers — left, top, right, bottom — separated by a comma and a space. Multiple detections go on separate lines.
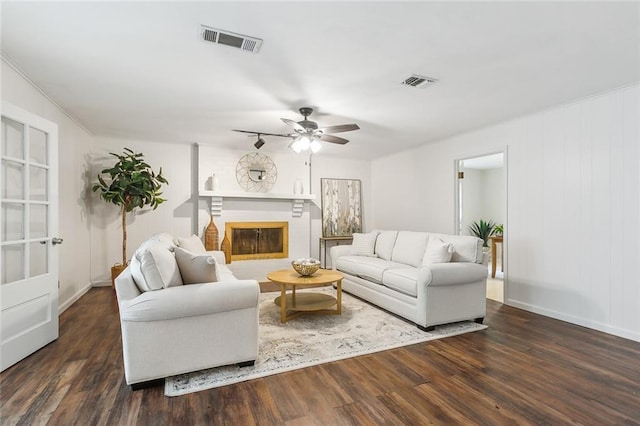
489, 235, 503, 278
319, 236, 353, 268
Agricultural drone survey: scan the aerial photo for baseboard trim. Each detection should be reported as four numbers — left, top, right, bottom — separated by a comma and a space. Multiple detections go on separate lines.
58, 282, 93, 314
92, 280, 112, 287
506, 298, 640, 343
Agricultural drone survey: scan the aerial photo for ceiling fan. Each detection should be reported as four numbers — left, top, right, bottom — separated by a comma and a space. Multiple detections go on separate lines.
233, 107, 360, 153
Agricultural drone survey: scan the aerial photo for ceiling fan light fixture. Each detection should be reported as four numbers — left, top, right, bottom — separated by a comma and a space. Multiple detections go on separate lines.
310, 139, 322, 153
289, 139, 304, 154
298, 135, 311, 150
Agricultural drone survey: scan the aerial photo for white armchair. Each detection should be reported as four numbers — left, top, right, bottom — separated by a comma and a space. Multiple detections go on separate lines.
114, 235, 260, 389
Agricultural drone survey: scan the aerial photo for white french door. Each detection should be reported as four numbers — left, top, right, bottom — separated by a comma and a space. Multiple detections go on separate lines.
1, 102, 59, 372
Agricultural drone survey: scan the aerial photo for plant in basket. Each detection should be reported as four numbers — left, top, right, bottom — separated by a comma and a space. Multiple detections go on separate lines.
92, 148, 168, 285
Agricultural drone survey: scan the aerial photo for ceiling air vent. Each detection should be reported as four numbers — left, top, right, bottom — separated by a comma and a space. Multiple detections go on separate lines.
401, 74, 438, 88
200, 25, 262, 53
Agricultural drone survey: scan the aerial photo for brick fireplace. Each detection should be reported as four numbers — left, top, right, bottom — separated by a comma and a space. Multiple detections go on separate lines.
224, 221, 288, 261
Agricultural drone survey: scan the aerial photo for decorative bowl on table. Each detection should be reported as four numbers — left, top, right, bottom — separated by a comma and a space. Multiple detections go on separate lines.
291, 258, 321, 276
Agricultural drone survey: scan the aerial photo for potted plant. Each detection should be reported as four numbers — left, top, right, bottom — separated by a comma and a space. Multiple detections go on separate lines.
468, 219, 496, 248
92, 148, 168, 285
494, 224, 504, 236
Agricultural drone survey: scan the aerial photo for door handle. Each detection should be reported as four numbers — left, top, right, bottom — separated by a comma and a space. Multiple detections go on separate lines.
52, 237, 63, 245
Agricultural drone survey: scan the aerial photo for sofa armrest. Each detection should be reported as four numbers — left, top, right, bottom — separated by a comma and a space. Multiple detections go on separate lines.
120, 279, 260, 322
420, 262, 487, 287
115, 266, 142, 304
329, 245, 352, 269
205, 250, 226, 265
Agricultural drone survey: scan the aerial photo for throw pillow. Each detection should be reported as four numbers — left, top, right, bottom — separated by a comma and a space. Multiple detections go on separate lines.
136, 245, 184, 289
174, 247, 218, 284
350, 232, 378, 257
422, 237, 454, 264
177, 234, 207, 255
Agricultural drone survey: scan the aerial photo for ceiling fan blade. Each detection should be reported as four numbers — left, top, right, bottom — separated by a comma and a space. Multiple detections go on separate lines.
281, 118, 306, 132
320, 134, 349, 145
319, 123, 360, 134
233, 129, 293, 138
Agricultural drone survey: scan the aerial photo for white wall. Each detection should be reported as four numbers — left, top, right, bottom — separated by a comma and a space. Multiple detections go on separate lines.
198, 145, 312, 260
372, 84, 640, 342
1, 60, 94, 312
198, 145, 371, 263
482, 168, 505, 227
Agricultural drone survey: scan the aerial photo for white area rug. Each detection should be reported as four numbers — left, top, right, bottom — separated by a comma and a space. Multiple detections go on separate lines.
165, 289, 487, 396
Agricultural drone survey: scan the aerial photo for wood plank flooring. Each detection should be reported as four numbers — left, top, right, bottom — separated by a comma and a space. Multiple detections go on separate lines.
1, 287, 639, 425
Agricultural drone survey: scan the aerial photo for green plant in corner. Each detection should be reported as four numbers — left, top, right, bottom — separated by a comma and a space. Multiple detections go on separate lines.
494, 224, 504, 236
92, 148, 168, 270
468, 219, 496, 247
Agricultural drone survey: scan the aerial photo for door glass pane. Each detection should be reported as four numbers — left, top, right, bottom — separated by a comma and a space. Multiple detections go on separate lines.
29, 241, 48, 277
29, 127, 48, 165
30, 204, 48, 239
1, 244, 25, 284
2, 160, 24, 199
1, 117, 25, 159
29, 166, 48, 201
2, 203, 24, 241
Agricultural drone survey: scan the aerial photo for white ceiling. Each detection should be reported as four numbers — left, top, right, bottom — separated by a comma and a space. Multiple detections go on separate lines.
2, 2, 638, 160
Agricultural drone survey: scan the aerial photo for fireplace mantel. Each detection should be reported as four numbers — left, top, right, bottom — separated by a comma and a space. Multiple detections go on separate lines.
199, 190, 316, 217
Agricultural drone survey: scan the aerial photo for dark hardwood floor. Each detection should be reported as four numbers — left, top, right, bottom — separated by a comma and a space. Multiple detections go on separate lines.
2, 287, 639, 425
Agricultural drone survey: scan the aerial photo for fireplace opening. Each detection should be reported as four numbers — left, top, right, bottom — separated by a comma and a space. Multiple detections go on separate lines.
225, 221, 288, 261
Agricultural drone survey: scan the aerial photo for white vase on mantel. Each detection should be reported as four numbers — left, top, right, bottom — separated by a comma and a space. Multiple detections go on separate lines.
293, 178, 304, 195
211, 173, 220, 192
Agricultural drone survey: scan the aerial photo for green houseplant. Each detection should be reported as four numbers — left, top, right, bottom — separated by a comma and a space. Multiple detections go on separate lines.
494, 224, 504, 236
92, 148, 168, 282
468, 219, 496, 247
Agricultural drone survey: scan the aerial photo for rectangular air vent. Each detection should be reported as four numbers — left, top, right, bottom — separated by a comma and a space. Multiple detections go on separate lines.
401, 74, 438, 88
200, 25, 262, 53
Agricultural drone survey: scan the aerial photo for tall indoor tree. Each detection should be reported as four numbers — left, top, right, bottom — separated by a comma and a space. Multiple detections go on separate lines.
92, 148, 168, 281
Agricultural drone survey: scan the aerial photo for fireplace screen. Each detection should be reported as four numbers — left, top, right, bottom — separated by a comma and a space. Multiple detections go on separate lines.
225, 221, 288, 260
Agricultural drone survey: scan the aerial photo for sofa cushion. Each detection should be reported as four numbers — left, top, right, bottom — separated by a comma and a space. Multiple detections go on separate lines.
177, 234, 207, 255
174, 247, 218, 284
383, 268, 419, 297
391, 231, 429, 267
350, 232, 378, 257
432, 234, 484, 263
129, 256, 152, 292
134, 245, 183, 290
422, 237, 454, 264
335, 255, 410, 284
374, 231, 398, 261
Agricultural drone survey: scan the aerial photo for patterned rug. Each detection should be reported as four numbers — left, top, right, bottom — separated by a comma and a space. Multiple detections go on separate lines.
165, 289, 487, 396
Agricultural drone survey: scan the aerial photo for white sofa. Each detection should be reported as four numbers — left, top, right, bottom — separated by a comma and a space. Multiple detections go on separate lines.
114, 233, 260, 389
330, 230, 487, 331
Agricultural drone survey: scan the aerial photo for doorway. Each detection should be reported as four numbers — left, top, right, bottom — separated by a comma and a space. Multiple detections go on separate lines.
455, 151, 506, 303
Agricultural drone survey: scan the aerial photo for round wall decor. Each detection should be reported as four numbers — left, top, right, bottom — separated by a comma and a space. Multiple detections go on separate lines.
236, 152, 277, 192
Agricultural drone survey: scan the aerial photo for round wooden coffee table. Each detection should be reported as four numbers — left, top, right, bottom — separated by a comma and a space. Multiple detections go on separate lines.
267, 269, 344, 323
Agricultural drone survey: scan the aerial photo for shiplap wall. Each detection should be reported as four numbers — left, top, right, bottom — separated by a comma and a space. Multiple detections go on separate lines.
372, 84, 639, 341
